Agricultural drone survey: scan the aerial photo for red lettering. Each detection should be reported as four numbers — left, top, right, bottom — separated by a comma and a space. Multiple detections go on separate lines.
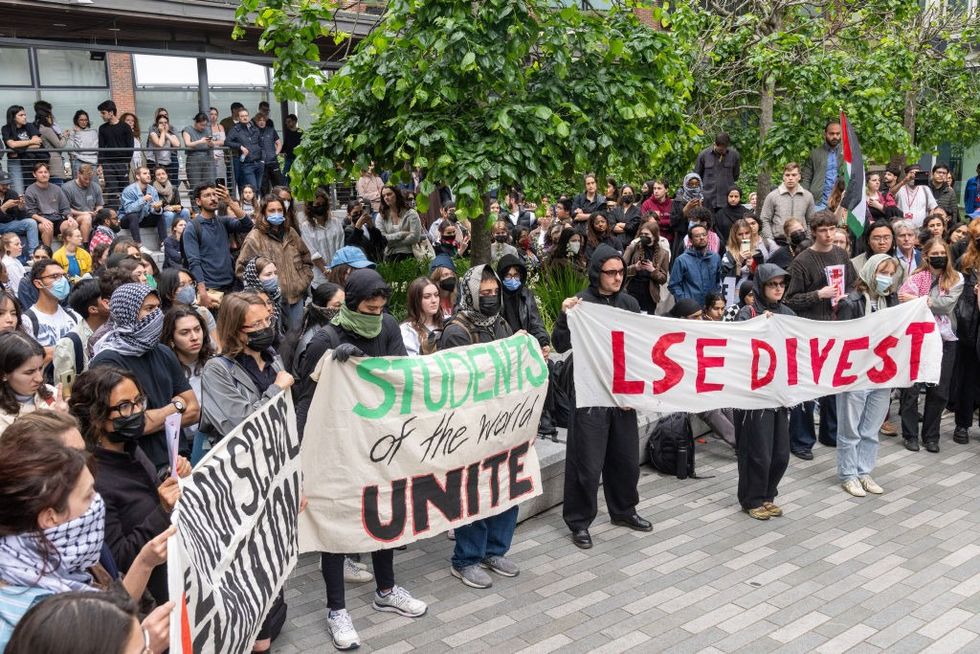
785, 338, 798, 386
868, 336, 899, 384
651, 332, 686, 394
905, 321, 935, 381
696, 338, 727, 392
809, 338, 836, 384
832, 337, 869, 387
751, 339, 777, 390
611, 331, 643, 394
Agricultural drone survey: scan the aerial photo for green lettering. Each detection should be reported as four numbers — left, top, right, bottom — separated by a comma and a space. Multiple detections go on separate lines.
523, 337, 549, 388
444, 352, 474, 408
420, 356, 450, 412
388, 357, 419, 415
353, 359, 396, 419
467, 345, 495, 402
503, 337, 527, 391
485, 341, 511, 396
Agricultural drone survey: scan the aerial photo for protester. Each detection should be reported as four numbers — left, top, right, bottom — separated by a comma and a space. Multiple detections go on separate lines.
929, 163, 959, 223
52, 224, 91, 280
720, 218, 761, 290
52, 279, 107, 384
669, 172, 704, 260
571, 173, 606, 224
379, 186, 423, 262
22, 258, 79, 359
953, 219, 980, 444
609, 184, 642, 242
851, 220, 895, 278
355, 163, 384, 213
293, 270, 426, 651
800, 120, 843, 209
898, 238, 963, 452
694, 133, 740, 211
280, 282, 343, 375
895, 165, 937, 227
225, 107, 265, 193
60, 164, 102, 242
300, 187, 345, 289
151, 166, 190, 241
734, 264, 794, 519
161, 306, 214, 463
622, 219, 669, 314
24, 163, 70, 247
0, 330, 65, 430
96, 100, 134, 203
428, 254, 458, 322
703, 292, 726, 320
759, 162, 816, 242
0, 290, 21, 332
400, 277, 441, 356
552, 244, 651, 549
641, 179, 673, 243
583, 211, 622, 259
162, 217, 185, 270
668, 223, 721, 306
714, 186, 748, 244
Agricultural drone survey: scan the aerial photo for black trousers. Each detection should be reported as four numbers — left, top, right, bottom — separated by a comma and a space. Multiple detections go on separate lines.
562, 406, 640, 531
900, 340, 956, 444
952, 339, 980, 429
735, 408, 790, 510
321, 550, 395, 611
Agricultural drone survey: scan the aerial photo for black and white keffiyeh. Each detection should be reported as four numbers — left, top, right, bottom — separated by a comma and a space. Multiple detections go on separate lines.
243, 256, 283, 332
456, 264, 500, 329
93, 283, 164, 357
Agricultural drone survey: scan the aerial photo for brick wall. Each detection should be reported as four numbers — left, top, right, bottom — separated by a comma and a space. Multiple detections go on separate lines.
107, 52, 136, 114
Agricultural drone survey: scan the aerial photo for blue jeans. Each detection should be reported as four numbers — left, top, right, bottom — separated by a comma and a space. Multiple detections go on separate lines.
282, 299, 304, 333
6, 159, 25, 195
789, 401, 816, 454
451, 506, 518, 569
836, 389, 889, 481
0, 218, 39, 258
162, 208, 190, 235
236, 160, 263, 196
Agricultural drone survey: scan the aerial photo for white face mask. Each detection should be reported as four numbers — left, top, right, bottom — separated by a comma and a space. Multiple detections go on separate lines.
568, 241, 581, 255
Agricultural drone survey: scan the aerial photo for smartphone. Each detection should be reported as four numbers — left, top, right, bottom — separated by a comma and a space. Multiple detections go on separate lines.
59, 370, 75, 400
216, 177, 227, 189
913, 171, 930, 186
741, 238, 750, 251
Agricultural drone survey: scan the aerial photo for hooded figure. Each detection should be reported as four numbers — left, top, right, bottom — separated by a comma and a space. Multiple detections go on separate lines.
440, 264, 512, 347
551, 244, 649, 550
713, 185, 748, 244
496, 254, 549, 348
242, 256, 283, 334
837, 253, 899, 320
737, 263, 795, 320
723, 279, 755, 321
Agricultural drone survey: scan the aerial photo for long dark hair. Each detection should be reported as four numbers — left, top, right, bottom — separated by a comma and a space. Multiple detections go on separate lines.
68, 366, 143, 450
162, 305, 214, 373
156, 267, 196, 310
6, 590, 139, 654
405, 277, 440, 354
380, 185, 407, 217
5, 105, 25, 133
551, 227, 584, 264
0, 331, 50, 413
72, 110, 89, 128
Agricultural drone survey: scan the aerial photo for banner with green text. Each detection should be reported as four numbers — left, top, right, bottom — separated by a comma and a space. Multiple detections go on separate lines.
298, 334, 548, 553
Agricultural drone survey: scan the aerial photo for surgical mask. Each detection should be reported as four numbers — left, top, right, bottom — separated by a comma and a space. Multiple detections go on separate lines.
260, 276, 279, 293
929, 255, 948, 269
439, 277, 457, 292
503, 278, 521, 292
176, 285, 197, 305
107, 411, 145, 444
479, 296, 500, 315
568, 241, 581, 255
494, 234, 508, 243
875, 275, 893, 294
49, 276, 70, 301
621, 194, 634, 204
284, 200, 291, 211
266, 213, 285, 226
246, 325, 276, 351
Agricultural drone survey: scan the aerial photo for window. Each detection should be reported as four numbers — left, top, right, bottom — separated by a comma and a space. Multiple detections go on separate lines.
36, 49, 108, 87
0, 48, 31, 86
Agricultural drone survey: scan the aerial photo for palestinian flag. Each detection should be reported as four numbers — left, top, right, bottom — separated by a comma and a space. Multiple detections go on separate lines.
840, 111, 866, 238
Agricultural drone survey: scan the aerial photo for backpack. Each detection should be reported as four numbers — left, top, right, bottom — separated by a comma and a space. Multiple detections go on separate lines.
25, 308, 83, 385
647, 412, 695, 479
550, 354, 574, 429
179, 216, 205, 269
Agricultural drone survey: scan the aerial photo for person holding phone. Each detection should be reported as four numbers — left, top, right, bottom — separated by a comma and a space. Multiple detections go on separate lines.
182, 112, 214, 194
895, 164, 938, 228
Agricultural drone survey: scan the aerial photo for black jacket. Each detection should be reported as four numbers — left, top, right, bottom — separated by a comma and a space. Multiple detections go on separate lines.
225, 122, 264, 163
610, 204, 643, 242
736, 263, 796, 320
440, 314, 512, 348
837, 290, 898, 321
496, 253, 549, 347
552, 244, 640, 352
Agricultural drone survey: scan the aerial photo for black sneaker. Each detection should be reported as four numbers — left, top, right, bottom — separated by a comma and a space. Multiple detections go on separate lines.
791, 450, 813, 461
954, 427, 969, 444
925, 441, 940, 453
904, 437, 920, 452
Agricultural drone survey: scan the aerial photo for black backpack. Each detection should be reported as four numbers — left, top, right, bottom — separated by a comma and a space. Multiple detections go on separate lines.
647, 412, 695, 479
550, 354, 574, 429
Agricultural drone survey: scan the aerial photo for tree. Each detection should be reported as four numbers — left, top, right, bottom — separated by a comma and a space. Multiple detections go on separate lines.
236, 0, 698, 263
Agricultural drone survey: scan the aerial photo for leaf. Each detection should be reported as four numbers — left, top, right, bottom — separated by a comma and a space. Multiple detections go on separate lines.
371, 76, 386, 101
461, 51, 476, 70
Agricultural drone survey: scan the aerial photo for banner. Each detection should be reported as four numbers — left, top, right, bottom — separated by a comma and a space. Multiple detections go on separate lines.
168, 392, 301, 654
568, 298, 942, 412
299, 334, 547, 554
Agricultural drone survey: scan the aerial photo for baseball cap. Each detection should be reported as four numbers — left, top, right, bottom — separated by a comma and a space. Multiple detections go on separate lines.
330, 246, 375, 269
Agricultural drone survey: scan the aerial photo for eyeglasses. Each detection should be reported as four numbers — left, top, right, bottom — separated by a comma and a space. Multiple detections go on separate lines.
108, 395, 146, 417
870, 236, 892, 242
242, 316, 272, 332
41, 272, 65, 282
504, 273, 521, 280
765, 281, 786, 288
600, 268, 625, 277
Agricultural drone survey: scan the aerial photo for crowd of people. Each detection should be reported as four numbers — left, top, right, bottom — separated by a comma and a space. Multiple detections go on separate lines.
0, 104, 978, 653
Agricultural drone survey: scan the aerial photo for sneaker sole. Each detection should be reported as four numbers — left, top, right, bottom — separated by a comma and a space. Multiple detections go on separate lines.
451, 567, 492, 589
372, 600, 428, 618
479, 561, 519, 577
344, 574, 374, 584
328, 629, 360, 651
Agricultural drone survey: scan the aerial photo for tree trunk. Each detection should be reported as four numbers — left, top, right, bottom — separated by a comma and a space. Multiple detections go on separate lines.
468, 191, 493, 266
903, 89, 917, 144
756, 72, 776, 203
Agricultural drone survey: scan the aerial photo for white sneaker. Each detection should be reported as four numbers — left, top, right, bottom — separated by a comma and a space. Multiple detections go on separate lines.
326, 609, 360, 650
372, 585, 427, 617
842, 479, 866, 497
344, 556, 373, 584
859, 476, 884, 494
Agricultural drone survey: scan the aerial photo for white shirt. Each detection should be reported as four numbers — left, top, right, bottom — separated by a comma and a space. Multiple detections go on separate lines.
896, 184, 937, 228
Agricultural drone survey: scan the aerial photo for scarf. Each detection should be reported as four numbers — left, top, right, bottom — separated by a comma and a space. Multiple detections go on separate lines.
0, 494, 105, 593
332, 303, 383, 339
243, 257, 282, 332
860, 253, 897, 315
93, 284, 163, 357
456, 264, 500, 328
679, 173, 703, 203
152, 179, 174, 204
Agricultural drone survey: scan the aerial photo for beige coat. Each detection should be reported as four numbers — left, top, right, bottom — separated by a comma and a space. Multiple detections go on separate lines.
236, 227, 314, 304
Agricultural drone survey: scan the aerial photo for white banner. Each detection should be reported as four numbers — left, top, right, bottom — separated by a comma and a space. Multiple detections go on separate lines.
299, 334, 547, 554
168, 392, 301, 654
568, 298, 943, 412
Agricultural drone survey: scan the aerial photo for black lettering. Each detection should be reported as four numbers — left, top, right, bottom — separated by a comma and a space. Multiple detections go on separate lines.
465, 461, 481, 516
508, 442, 534, 499
410, 469, 463, 533
482, 452, 508, 507
362, 479, 407, 542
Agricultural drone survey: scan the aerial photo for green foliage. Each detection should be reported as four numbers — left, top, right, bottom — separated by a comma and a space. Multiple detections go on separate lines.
533, 264, 588, 335
374, 256, 469, 320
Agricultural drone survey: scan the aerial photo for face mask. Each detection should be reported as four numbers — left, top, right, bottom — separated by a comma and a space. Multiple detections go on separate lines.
790, 231, 807, 245
48, 276, 70, 301
176, 285, 196, 305
568, 241, 581, 255
45, 493, 106, 577
640, 235, 652, 246
503, 278, 521, 292
621, 194, 634, 204
929, 255, 948, 269
519, 237, 531, 249
439, 277, 457, 292
246, 325, 276, 351
479, 295, 500, 316
494, 234, 508, 243
875, 275, 893, 294
266, 213, 285, 226
443, 234, 456, 242
310, 204, 327, 216
107, 411, 145, 444
260, 276, 279, 293
284, 200, 291, 211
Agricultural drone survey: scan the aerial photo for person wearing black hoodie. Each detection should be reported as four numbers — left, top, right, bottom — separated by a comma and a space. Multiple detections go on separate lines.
292, 268, 427, 651
497, 253, 557, 438
552, 243, 652, 550
734, 263, 795, 520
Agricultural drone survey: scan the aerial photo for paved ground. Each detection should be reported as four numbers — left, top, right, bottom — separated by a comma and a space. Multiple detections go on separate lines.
274, 407, 980, 653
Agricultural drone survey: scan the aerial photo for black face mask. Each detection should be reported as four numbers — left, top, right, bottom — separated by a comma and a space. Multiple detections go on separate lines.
479, 296, 500, 316
439, 277, 457, 292
107, 412, 145, 444
621, 194, 634, 204
246, 325, 276, 351
640, 235, 653, 246
929, 255, 948, 269
310, 204, 327, 216
790, 230, 807, 245
494, 234, 508, 243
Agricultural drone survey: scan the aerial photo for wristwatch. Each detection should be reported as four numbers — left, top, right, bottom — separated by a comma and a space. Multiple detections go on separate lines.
171, 399, 186, 414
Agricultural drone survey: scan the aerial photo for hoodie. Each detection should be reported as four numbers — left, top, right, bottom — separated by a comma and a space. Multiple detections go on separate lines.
440, 263, 512, 347
552, 244, 640, 352
736, 263, 795, 320
497, 253, 550, 347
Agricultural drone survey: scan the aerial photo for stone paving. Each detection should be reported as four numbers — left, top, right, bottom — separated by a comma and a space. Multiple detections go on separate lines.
274, 409, 980, 653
